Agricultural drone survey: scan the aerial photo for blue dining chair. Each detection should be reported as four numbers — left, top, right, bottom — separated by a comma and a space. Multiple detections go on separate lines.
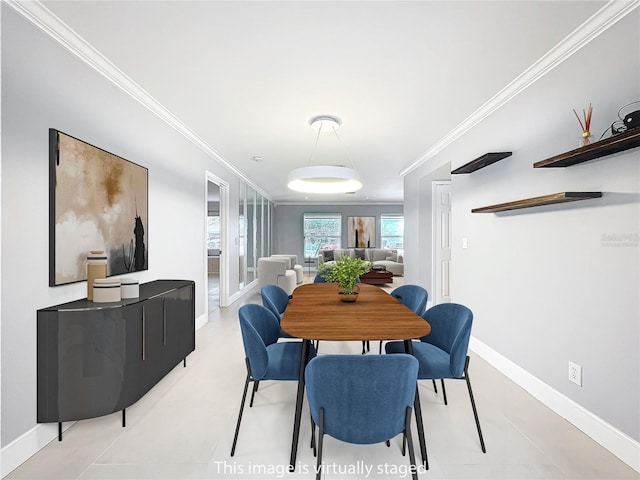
313, 273, 327, 283
306, 354, 420, 480
377, 285, 429, 353
230, 304, 315, 456
385, 303, 486, 453
260, 284, 293, 338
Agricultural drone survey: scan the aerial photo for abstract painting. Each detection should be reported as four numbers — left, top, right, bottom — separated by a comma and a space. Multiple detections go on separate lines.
347, 216, 375, 248
49, 129, 148, 286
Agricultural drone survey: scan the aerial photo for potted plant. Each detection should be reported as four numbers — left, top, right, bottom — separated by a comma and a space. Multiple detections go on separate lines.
318, 255, 371, 302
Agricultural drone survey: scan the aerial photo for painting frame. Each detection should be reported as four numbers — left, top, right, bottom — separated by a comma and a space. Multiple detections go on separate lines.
347, 216, 376, 248
49, 129, 149, 286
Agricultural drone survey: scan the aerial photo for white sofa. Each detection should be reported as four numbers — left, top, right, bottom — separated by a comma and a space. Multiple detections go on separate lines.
257, 257, 297, 295
271, 254, 303, 284
318, 248, 404, 276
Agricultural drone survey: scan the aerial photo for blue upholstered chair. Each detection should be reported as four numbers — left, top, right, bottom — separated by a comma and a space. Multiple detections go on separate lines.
313, 273, 327, 283
230, 304, 315, 456
260, 284, 293, 338
390, 285, 428, 316
377, 285, 429, 353
306, 354, 420, 480
385, 303, 486, 453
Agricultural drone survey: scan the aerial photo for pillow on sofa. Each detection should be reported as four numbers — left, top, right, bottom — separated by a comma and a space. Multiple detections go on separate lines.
322, 250, 334, 261
354, 248, 366, 260
385, 253, 398, 262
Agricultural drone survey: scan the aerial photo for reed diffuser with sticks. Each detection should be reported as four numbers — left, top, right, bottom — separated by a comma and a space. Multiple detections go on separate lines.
573, 103, 593, 147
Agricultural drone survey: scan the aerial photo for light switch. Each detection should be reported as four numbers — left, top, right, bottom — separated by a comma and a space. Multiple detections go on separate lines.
462, 237, 468, 249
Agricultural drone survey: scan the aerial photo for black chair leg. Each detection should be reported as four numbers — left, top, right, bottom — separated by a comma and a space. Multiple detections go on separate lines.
464, 357, 486, 453
230, 372, 251, 456
441, 379, 448, 405
249, 380, 260, 407
310, 415, 317, 456
432, 379, 438, 393
379, 341, 383, 354
361, 341, 370, 354
316, 408, 325, 480
404, 407, 418, 480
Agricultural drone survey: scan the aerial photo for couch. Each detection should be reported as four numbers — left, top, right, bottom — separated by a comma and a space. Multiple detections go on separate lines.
318, 248, 404, 276
257, 257, 297, 295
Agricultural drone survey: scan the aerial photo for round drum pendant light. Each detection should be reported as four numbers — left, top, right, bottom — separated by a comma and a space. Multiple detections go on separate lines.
287, 115, 362, 194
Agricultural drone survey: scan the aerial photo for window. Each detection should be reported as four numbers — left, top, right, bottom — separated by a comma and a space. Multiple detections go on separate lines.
380, 215, 404, 255
207, 215, 221, 250
303, 214, 342, 259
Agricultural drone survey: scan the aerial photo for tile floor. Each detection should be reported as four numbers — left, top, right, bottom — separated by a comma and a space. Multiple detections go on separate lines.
6, 276, 638, 480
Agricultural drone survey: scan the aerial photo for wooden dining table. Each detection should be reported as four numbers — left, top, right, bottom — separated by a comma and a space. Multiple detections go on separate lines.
281, 282, 431, 471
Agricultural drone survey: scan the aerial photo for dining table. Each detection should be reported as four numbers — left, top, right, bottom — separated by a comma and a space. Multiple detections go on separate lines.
280, 282, 431, 471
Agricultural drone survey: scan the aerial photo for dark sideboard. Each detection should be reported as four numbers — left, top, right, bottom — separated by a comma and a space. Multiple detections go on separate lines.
37, 279, 195, 439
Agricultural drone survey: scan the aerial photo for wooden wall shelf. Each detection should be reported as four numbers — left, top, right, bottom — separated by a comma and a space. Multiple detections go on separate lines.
472, 192, 602, 213
452, 152, 512, 174
534, 129, 640, 168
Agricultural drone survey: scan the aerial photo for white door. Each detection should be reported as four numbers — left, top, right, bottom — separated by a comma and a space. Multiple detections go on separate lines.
433, 181, 452, 305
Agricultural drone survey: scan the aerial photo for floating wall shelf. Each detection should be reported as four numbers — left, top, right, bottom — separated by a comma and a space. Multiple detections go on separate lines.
472, 192, 602, 213
534, 129, 640, 168
451, 152, 512, 174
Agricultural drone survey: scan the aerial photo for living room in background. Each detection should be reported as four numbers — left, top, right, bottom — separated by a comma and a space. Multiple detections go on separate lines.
303, 213, 342, 260
381, 214, 404, 256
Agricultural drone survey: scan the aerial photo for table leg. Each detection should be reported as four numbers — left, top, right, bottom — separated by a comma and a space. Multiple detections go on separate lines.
404, 339, 428, 468
289, 339, 311, 471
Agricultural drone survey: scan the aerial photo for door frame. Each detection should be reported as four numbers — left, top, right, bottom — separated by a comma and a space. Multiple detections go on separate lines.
205, 172, 230, 312
431, 180, 452, 305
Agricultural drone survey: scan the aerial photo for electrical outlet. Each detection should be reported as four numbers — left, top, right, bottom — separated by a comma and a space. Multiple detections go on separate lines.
568, 361, 582, 386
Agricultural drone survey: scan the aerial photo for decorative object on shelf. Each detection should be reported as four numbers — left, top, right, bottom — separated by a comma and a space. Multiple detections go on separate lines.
120, 278, 139, 298
287, 115, 362, 194
472, 192, 602, 213
318, 255, 370, 302
86, 250, 107, 300
50, 129, 148, 287
347, 216, 375, 247
451, 152, 512, 174
93, 278, 122, 303
534, 128, 640, 168
573, 103, 593, 147
609, 100, 640, 135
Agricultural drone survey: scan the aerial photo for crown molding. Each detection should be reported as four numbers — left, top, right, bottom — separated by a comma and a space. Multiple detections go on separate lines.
399, 0, 640, 177
4, 0, 272, 202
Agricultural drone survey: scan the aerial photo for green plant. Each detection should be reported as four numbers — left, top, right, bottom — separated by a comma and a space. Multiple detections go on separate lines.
318, 255, 371, 294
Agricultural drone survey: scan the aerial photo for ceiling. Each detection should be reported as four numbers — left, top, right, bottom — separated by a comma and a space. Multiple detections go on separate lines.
42, 0, 605, 204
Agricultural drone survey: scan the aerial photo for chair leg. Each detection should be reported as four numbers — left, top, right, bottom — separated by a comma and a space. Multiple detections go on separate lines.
464, 356, 486, 453
432, 379, 438, 394
310, 414, 316, 456
249, 380, 260, 407
316, 408, 325, 480
379, 341, 383, 354
441, 379, 448, 405
404, 407, 418, 480
361, 341, 370, 354
230, 372, 251, 456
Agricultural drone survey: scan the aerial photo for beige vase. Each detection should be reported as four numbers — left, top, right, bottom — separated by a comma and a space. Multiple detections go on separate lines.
86, 251, 107, 300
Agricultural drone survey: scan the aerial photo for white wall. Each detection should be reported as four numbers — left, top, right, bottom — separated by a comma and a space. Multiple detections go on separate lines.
0, 5, 248, 453
404, 7, 639, 465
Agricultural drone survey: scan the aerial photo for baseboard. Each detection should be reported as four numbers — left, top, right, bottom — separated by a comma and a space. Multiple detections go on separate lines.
228, 279, 258, 305
1, 422, 75, 478
469, 336, 640, 473
195, 312, 207, 331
